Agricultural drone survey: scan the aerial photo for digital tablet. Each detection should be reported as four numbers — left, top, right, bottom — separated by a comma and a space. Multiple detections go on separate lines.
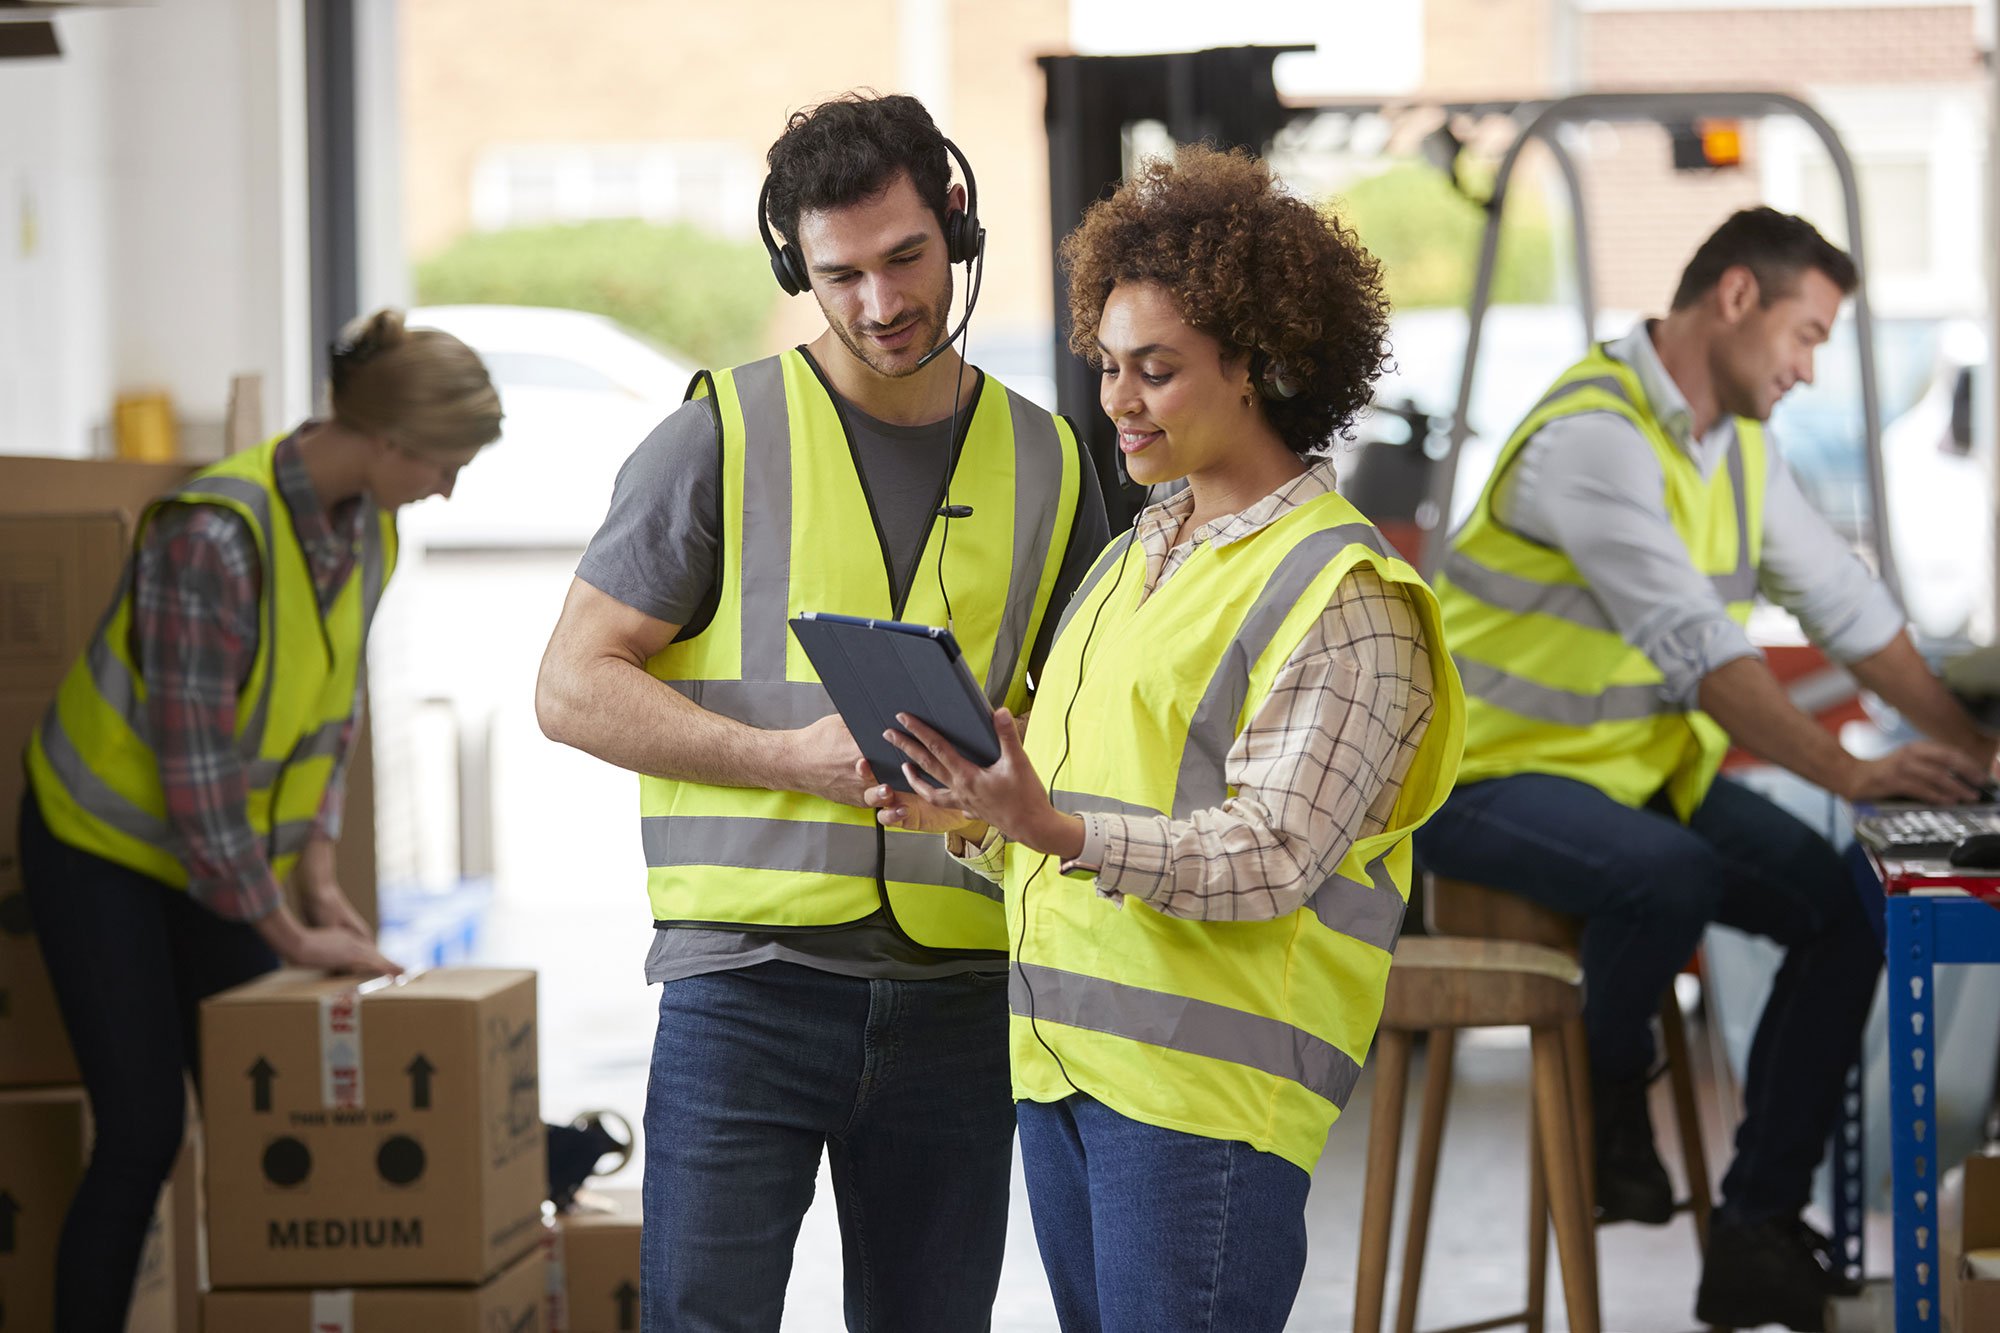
789, 611, 1001, 793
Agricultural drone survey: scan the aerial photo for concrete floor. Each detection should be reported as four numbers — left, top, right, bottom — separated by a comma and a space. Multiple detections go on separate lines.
485, 893, 1895, 1333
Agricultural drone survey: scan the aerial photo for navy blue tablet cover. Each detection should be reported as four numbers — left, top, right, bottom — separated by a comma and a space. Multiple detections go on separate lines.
789, 612, 1002, 793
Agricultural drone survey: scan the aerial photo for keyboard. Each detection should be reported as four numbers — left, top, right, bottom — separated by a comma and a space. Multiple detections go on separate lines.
1854, 806, 2000, 860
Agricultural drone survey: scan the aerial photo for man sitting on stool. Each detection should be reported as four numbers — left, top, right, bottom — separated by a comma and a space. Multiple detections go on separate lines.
1414, 207, 1997, 1333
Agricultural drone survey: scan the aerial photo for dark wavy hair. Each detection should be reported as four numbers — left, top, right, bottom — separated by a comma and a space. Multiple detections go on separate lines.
1060, 143, 1391, 456
1671, 206, 1858, 311
764, 92, 952, 249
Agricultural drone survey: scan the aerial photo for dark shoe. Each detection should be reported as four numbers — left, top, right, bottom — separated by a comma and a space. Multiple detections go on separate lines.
1591, 1074, 1674, 1225
1786, 1217, 1865, 1299
1695, 1214, 1833, 1331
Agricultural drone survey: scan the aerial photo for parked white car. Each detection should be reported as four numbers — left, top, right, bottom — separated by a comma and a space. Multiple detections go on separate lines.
399, 304, 694, 550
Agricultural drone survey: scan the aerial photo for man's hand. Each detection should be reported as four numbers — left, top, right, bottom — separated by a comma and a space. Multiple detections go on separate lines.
782, 714, 872, 806
1842, 740, 1991, 805
860, 756, 981, 836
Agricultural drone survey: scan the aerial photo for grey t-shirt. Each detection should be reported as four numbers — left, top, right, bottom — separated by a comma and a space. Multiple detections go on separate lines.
575, 355, 1110, 983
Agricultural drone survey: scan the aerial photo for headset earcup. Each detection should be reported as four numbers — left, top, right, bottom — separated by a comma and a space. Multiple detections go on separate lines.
769, 248, 797, 296
945, 208, 977, 267
773, 245, 808, 296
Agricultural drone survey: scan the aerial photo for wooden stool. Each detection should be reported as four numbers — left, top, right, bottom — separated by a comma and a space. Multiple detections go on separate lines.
1355, 936, 1601, 1333
1426, 875, 1717, 1252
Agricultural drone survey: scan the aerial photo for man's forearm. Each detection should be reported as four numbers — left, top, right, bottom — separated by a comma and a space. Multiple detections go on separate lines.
538, 654, 791, 789
1847, 630, 1997, 764
1696, 655, 1859, 796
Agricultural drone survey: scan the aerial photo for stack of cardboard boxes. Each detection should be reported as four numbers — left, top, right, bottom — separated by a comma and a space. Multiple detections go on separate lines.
545, 1191, 642, 1333
200, 967, 549, 1331
1950, 1151, 2000, 1332
0, 458, 205, 1332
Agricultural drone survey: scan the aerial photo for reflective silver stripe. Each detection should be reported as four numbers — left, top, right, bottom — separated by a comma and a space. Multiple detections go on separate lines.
359, 513, 389, 635
1052, 789, 1163, 819
1440, 551, 1615, 632
1009, 961, 1363, 1110
1445, 548, 1753, 626
667, 679, 833, 729
883, 832, 1003, 901
1456, 657, 1669, 725
1531, 373, 1632, 419
179, 474, 276, 521
643, 814, 870, 873
640, 814, 992, 896
1719, 435, 1756, 599
1173, 523, 1391, 817
270, 818, 317, 860
1304, 855, 1406, 952
1051, 530, 1136, 644
35, 711, 170, 846
735, 357, 792, 683
984, 390, 1065, 705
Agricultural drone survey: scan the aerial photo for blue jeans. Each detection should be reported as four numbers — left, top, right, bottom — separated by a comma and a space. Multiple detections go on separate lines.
1016, 1094, 1312, 1333
1413, 773, 1882, 1222
640, 960, 1014, 1332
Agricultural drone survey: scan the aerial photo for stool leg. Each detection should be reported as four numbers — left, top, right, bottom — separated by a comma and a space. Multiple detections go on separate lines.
1564, 1013, 1595, 1223
1394, 1028, 1458, 1333
1527, 1092, 1549, 1333
1533, 1024, 1601, 1333
1660, 990, 1714, 1252
1356, 1027, 1414, 1333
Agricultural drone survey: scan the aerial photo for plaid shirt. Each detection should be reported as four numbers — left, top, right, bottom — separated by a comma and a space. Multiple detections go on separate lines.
958, 458, 1435, 921
133, 430, 368, 921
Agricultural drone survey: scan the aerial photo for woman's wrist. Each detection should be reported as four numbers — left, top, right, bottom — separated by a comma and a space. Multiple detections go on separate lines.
1025, 809, 1086, 861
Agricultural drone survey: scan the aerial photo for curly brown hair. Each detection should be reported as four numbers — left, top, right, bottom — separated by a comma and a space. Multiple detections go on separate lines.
1060, 144, 1390, 455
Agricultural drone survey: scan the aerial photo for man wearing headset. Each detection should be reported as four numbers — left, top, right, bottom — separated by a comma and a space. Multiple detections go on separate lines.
537, 92, 1108, 1331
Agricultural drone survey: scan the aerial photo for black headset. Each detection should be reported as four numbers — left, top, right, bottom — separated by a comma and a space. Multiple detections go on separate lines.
757, 137, 983, 298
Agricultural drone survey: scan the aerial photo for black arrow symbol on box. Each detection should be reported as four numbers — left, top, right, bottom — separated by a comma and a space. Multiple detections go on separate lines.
614, 1280, 637, 1331
406, 1053, 436, 1109
248, 1058, 276, 1113
0, 1190, 18, 1254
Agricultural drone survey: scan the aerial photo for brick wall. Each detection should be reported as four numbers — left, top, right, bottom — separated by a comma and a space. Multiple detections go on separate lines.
1572, 5, 1980, 310
398, 0, 1068, 334
1583, 4, 1980, 90
1424, 0, 1560, 97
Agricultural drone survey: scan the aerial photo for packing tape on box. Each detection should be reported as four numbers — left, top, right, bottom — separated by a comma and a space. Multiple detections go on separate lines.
310, 1289, 355, 1332
318, 990, 364, 1110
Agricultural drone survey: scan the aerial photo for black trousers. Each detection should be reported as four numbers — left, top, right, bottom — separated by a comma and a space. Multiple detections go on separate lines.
18, 790, 278, 1332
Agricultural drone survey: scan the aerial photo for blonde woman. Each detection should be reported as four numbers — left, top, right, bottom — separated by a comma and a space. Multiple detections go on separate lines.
21, 308, 500, 1329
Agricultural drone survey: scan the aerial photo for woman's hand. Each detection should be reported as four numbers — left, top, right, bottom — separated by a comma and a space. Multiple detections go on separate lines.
296, 838, 372, 940
884, 709, 1084, 860
254, 903, 404, 977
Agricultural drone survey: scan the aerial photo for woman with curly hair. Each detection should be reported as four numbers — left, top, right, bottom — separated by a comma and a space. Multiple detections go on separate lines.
863, 143, 1467, 1330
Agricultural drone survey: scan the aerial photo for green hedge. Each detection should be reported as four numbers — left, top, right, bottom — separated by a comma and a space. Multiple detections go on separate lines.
414, 219, 777, 368
1337, 161, 1559, 311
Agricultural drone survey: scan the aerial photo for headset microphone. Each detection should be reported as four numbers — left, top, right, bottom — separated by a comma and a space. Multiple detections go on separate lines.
912, 226, 986, 372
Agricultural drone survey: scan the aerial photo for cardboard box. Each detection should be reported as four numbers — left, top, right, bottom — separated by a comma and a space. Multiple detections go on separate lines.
549, 1191, 641, 1333
202, 967, 544, 1288
0, 513, 128, 1090
205, 1238, 547, 1332
0, 1086, 192, 1333
1957, 1152, 2000, 1332
0, 454, 386, 1090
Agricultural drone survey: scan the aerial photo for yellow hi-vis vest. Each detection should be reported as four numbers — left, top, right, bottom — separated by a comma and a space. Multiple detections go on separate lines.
1435, 344, 1767, 820
26, 436, 396, 889
641, 350, 1085, 951
1005, 489, 1466, 1171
